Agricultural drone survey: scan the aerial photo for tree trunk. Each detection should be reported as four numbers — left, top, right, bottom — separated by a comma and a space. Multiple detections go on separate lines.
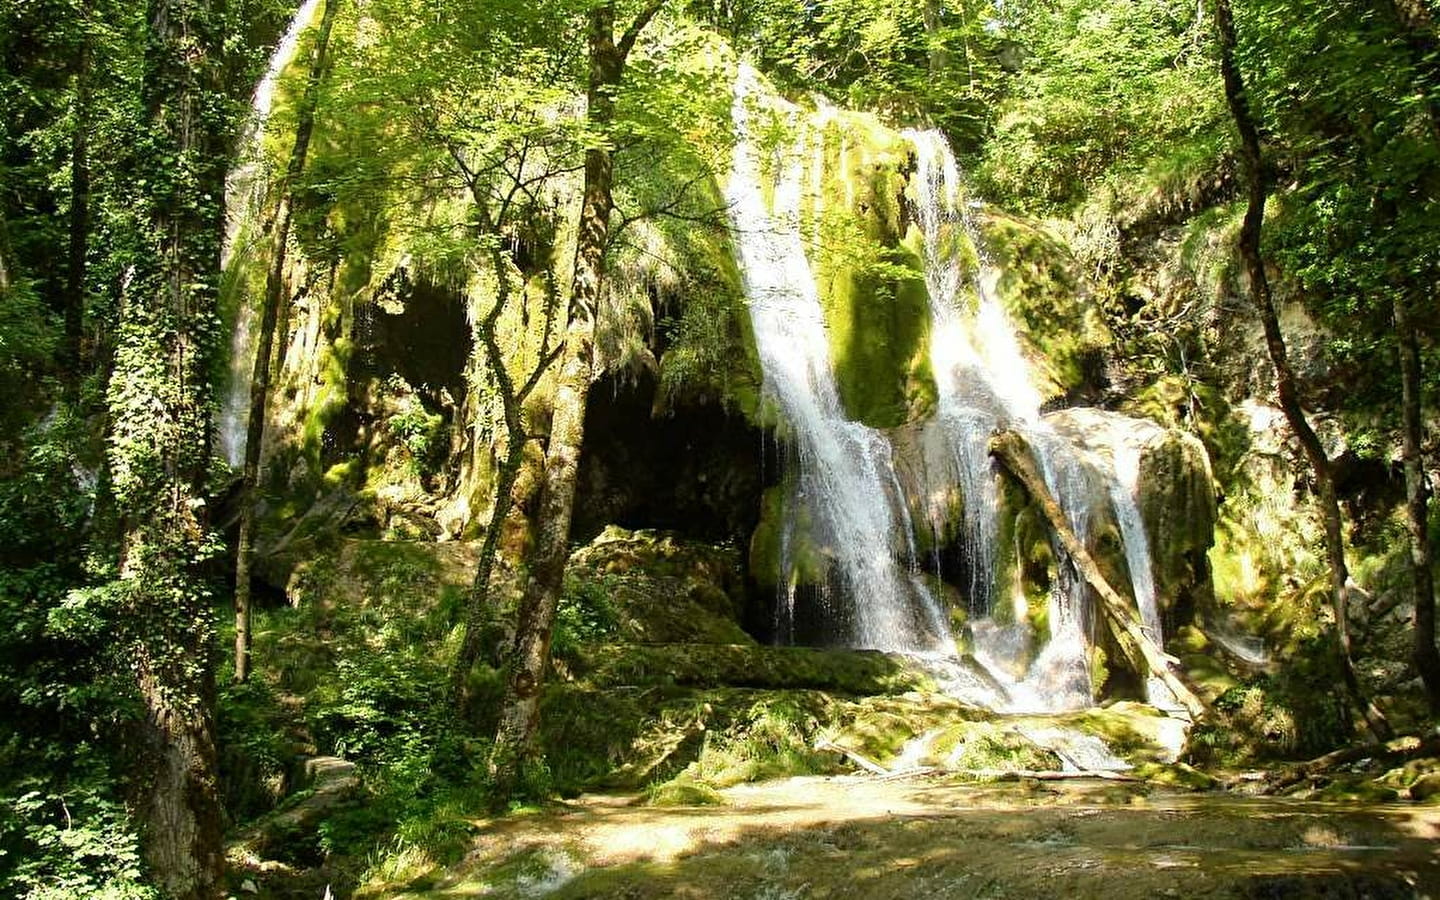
64, 10, 91, 375
107, 0, 230, 893
1393, 293, 1440, 712
450, 239, 550, 712
234, 0, 338, 684
488, 0, 664, 805
989, 431, 1208, 721
921, 0, 951, 78
1212, 0, 1389, 740
0, 210, 12, 296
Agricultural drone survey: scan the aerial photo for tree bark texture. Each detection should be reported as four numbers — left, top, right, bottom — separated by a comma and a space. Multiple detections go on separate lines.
1393, 294, 1440, 712
488, 0, 664, 804
105, 0, 231, 893
1212, 0, 1389, 740
989, 431, 1208, 721
0, 210, 12, 295
234, 0, 338, 685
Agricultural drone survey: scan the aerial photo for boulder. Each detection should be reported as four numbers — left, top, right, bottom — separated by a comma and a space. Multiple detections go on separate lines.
1046, 407, 1216, 632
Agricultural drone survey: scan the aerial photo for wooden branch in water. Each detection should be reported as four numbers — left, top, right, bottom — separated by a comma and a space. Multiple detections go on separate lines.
1263, 733, 1440, 794
988, 430, 1208, 721
815, 739, 892, 776
953, 769, 1138, 782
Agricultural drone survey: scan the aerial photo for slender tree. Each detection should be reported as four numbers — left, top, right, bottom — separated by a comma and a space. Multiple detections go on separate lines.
488, 0, 665, 803
1212, 0, 1390, 740
1378, 0, 1440, 714
106, 0, 230, 891
1392, 292, 1440, 712
447, 193, 564, 714
234, 0, 339, 684
63, 0, 91, 374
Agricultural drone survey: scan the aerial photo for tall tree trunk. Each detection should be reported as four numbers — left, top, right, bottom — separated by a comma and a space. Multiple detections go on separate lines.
921, 0, 951, 79
1381, 0, 1440, 712
234, 0, 338, 684
450, 238, 558, 712
1213, 0, 1390, 740
107, 0, 230, 893
1393, 294, 1440, 712
488, 0, 664, 805
0, 210, 12, 296
64, 9, 91, 375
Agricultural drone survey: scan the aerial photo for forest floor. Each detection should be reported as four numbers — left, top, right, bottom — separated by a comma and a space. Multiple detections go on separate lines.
360, 773, 1440, 899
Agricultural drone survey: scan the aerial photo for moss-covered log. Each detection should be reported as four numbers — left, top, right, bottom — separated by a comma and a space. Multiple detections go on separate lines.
989, 430, 1207, 720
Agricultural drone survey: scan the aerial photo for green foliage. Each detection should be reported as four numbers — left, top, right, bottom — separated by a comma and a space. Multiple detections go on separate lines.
694, 0, 1009, 149
976, 0, 1223, 214
215, 679, 293, 822
550, 573, 622, 658
0, 779, 158, 900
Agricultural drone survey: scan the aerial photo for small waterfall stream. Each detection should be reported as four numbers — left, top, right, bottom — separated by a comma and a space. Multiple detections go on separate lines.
219, 0, 325, 468
905, 129, 1097, 712
727, 65, 950, 653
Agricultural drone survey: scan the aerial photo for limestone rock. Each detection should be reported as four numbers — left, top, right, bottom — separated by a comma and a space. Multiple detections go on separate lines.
1046, 407, 1216, 632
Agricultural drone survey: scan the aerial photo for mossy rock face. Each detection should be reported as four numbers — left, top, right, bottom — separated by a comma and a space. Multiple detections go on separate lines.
746, 483, 833, 596
1045, 407, 1217, 633
564, 526, 751, 645
1409, 772, 1440, 802
565, 644, 937, 695
539, 686, 846, 792
808, 114, 937, 429
979, 211, 1110, 405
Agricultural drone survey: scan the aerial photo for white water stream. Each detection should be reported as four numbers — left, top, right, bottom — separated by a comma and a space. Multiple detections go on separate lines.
905, 130, 1100, 712
727, 66, 950, 654
219, 0, 325, 468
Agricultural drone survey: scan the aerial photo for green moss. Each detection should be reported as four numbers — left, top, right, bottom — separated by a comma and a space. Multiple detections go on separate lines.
1310, 779, 1401, 803
980, 212, 1107, 403
300, 336, 353, 464
748, 483, 828, 592
645, 777, 728, 807
810, 117, 937, 428
1130, 762, 1218, 791
566, 644, 936, 695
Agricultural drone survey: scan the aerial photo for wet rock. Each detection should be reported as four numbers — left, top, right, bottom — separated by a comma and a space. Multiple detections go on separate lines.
1409, 773, 1440, 802
1046, 406, 1216, 632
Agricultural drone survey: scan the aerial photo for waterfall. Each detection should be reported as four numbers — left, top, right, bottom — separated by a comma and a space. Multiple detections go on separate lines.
724, 67, 1181, 716
218, 0, 325, 468
727, 65, 952, 653
904, 129, 1098, 712
1108, 440, 1176, 707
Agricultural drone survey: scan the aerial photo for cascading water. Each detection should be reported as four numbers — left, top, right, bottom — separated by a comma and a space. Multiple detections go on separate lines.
904, 129, 1100, 712
727, 65, 951, 653
728, 63, 1178, 717
1107, 439, 1180, 707
218, 0, 325, 468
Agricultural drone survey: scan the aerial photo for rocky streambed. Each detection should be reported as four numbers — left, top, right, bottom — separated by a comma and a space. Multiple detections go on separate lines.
363, 775, 1440, 899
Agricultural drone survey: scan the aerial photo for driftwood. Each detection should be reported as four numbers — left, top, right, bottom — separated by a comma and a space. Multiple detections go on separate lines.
989, 430, 1208, 721
1263, 733, 1440, 794
953, 769, 1138, 782
815, 737, 1137, 782
815, 739, 892, 775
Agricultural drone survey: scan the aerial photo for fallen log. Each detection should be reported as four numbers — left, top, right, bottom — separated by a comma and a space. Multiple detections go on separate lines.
1263, 733, 1440, 794
815, 739, 892, 776
989, 430, 1208, 721
953, 769, 1139, 782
